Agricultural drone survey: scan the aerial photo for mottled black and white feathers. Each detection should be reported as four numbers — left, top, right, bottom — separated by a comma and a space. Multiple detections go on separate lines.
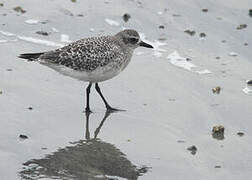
19, 29, 153, 82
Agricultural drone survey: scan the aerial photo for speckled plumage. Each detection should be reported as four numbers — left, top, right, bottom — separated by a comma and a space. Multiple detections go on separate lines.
19, 29, 153, 111
20, 29, 148, 82
40, 36, 124, 72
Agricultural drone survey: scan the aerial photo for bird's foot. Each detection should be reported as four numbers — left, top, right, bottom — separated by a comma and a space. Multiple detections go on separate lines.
106, 106, 125, 113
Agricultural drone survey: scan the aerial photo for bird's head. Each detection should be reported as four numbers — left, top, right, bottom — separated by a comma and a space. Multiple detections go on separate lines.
115, 29, 153, 49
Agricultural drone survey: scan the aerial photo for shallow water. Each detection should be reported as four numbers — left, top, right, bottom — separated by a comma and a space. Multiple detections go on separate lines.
1, 0, 252, 179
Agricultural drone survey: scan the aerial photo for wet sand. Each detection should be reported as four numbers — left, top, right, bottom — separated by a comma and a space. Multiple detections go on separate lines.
1, 0, 252, 179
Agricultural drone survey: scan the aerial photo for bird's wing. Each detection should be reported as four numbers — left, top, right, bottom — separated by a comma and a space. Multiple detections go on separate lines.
39, 36, 123, 71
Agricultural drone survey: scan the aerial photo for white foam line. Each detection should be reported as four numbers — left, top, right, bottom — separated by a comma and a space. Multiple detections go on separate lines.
105, 18, 120, 26
243, 86, 252, 95
18, 36, 64, 47
25, 19, 39, 25
0, 29, 64, 47
60, 34, 72, 43
0, 30, 15, 36
167, 51, 212, 74
139, 33, 167, 58
0, 39, 8, 43
52, 27, 59, 33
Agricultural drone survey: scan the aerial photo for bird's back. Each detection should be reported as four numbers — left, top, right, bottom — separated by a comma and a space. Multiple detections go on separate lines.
39, 36, 125, 72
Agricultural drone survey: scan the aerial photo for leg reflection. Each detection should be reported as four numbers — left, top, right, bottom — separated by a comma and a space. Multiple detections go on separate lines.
84, 110, 112, 140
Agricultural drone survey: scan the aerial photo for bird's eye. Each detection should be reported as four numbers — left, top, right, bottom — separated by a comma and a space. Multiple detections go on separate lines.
129, 37, 138, 44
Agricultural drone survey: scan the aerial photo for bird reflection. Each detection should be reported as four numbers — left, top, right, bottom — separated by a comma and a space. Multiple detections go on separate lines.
20, 110, 148, 180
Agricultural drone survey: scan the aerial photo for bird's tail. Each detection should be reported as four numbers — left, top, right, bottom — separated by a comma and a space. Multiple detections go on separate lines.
18, 52, 44, 61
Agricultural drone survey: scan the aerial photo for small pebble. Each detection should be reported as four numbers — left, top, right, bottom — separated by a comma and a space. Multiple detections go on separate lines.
237, 132, 245, 136
122, 13, 131, 22
0, 3, 3, 7
236, 24, 247, 30
221, 40, 226, 43
216, 56, 220, 59
247, 80, 252, 86
41, 147, 48, 150
172, 14, 181, 17
212, 86, 221, 94
158, 37, 167, 41
71, 0, 77, 2
0, 91, 2, 94
249, 9, 252, 17
212, 125, 225, 140
184, 30, 196, 36
13, 6, 26, 14
159, 25, 165, 29
199, 32, 206, 38
28, 107, 33, 110
177, 140, 185, 143
202, 9, 208, 12
187, 145, 197, 155
215, 165, 221, 168
19, 134, 28, 139
6, 68, 12, 71
244, 43, 248, 46
36, 31, 49, 36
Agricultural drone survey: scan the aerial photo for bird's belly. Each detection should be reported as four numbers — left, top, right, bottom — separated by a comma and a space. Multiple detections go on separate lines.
43, 63, 122, 83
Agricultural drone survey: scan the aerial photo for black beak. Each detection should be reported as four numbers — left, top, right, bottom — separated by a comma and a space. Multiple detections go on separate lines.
139, 41, 154, 48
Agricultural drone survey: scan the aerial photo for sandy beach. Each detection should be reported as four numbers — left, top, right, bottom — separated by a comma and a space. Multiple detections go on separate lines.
1, 0, 252, 179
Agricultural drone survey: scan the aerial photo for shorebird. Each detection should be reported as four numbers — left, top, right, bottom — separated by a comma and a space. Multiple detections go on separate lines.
19, 29, 153, 112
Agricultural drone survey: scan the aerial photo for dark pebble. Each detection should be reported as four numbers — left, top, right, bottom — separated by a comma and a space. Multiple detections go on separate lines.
236, 24, 247, 30
199, 32, 206, 38
71, 0, 77, 2
177, 140, 186, 143
212, 125, 225, 140
202, 9, 208, 12
36, 31, 49, 36
28, 107, 33, 110
122, 13, 131, 22
13, 6, 26, 14
249, 9, 252, 17
216, 56, 220, 59
172, 14, 181, 17
186, 58, 191, 61
158, 37, 167, 41
237, 132, 245, 136
244, 43, 248, 46
19, 134, 28, 139
247, 80, 252, 85
6, 68, 12, 71
187, 145, 197, 155
184, 30, 196, 36
159, 25, 165, 29
215, 165, 221, 168
0, 3, 3, 7
212, 87, 221, 94
77, 14, 84, 17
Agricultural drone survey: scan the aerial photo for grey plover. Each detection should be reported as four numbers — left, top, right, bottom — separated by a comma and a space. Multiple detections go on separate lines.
19, 29, 153, 112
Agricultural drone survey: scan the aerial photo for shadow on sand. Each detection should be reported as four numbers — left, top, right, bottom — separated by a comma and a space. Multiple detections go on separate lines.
20, 111, 148, 180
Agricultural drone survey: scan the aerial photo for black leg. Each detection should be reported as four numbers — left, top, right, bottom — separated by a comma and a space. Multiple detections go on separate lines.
95, 83, 120, 112
85, 82, 92, 113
